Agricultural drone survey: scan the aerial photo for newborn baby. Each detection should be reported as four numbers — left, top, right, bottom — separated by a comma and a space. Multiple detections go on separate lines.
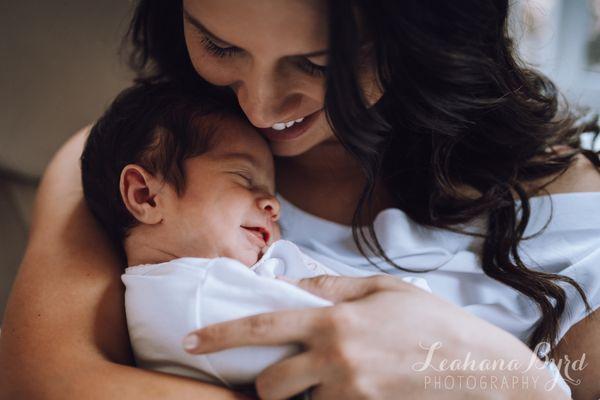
80, 82, 429, 387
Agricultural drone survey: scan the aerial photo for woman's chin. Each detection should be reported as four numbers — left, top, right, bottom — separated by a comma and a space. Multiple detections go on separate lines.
269, 133, 337, 158
270, 142, 312, 157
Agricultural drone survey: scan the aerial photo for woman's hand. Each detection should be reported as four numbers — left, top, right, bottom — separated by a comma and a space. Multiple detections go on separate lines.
184, 275, 570, 400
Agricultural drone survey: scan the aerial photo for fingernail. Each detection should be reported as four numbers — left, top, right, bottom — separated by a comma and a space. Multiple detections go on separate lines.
182, 334, 199, 351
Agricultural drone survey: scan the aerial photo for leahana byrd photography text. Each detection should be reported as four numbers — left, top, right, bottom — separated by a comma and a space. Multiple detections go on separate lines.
412, 341, 588, 393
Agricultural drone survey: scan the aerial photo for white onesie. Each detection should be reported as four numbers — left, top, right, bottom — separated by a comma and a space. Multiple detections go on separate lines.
122, 240, 430, 386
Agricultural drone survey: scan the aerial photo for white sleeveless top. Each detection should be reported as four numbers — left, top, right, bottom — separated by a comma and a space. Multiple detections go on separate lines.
277, 192, 600, 344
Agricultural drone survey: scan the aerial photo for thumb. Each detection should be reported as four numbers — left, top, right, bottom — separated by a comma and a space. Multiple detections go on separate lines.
279, 274, 405, 303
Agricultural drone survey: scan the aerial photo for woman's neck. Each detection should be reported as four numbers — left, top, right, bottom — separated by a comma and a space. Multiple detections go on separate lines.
276, 140, 363, 182
275, 141, 393, 225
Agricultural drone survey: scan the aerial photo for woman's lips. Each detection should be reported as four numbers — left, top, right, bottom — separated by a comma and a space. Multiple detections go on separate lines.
257, 109, 323, 142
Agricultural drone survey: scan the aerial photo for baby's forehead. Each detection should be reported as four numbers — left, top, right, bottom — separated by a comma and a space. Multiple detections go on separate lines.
210, 150, 264, 169
210, 141, 271, 168
208, 116, 273, 165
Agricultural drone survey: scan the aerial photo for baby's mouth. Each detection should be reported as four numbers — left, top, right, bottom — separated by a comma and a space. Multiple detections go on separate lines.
241, 226, 270, 246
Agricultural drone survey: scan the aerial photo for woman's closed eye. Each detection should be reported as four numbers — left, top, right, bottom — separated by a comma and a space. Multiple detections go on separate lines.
200, 35, 327, 77
200, 35, 241, 58
296, 57, 327, 77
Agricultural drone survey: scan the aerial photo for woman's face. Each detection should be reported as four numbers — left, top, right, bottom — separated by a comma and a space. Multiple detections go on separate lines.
182, 0, 334, 157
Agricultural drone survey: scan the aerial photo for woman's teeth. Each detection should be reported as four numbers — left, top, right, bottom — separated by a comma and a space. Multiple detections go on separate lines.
271, 117, 305, 131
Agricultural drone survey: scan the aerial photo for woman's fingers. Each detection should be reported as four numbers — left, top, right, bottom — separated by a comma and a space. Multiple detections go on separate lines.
290, 274, 409, 303
255, 352, 321, 400
183, 275, 408, 354
183, 307, 326, 354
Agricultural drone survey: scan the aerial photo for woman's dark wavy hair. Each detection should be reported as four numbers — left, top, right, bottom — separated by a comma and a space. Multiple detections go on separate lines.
127, 0, 600, 352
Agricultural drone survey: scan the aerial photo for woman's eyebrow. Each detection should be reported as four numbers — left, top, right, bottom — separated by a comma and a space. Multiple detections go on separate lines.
182, 8, 328, 58
183, 9, 233, 46
302, 50, 328, 58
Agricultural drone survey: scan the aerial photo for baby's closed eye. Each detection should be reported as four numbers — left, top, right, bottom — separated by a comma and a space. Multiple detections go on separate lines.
228, 171, 253, 186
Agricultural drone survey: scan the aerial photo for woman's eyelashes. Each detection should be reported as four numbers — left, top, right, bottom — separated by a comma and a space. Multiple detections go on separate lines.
200, 35, 327, 77
200, 36, 240, 58
296, 57, 327, 77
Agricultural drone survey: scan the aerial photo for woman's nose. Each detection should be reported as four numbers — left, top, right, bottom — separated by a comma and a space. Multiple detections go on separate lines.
235, 87, 280, 128
257, 195, 281, 221
232, 68, 297, 128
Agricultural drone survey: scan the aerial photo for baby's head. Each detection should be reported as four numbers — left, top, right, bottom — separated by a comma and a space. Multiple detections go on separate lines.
81, 82, 281, 267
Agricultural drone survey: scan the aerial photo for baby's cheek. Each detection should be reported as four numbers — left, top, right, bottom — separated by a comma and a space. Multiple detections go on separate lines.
271, 223, 282, 242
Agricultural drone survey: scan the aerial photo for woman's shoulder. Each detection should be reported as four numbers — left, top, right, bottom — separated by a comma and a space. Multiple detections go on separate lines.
456, 151, 600, 200
526, 152, 600, 197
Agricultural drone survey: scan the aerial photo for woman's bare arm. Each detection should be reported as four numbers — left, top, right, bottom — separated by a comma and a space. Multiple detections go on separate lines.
556, 309, 600, 400
529, 151, 600, 399
0, 129, 249, 400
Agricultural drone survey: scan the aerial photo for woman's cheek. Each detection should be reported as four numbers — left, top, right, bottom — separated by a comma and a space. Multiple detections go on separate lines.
190, 54, 237, 87
184, 37, 237, 86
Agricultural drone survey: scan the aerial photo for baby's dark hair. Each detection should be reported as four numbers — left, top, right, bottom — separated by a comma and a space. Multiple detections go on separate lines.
81, 81, 235, 256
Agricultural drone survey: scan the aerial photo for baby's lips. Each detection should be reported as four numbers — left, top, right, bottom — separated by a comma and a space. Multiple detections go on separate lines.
260, 226, 271, 244
242, 225, 269, 247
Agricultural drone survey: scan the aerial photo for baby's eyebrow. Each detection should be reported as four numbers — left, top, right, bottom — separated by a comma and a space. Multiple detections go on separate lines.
218, 152, 261, 168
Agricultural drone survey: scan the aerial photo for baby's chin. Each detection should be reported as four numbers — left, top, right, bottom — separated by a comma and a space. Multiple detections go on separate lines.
229, 247, 263, 268
227, 237, 281, 267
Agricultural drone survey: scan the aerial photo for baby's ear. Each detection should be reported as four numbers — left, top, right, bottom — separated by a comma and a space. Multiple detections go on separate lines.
119, 164, 165, 225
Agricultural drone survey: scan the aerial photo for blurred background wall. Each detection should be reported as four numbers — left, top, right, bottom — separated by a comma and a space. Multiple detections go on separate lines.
0, 0, 599, 320
511, 0, 600, 117
0, 0, 133, 319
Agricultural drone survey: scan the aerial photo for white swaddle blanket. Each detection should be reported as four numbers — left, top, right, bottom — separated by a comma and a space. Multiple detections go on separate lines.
122, 240, 430, 386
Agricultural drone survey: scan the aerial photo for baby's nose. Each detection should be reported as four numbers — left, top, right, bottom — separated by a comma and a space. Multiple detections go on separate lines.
258, 195, 280, 221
